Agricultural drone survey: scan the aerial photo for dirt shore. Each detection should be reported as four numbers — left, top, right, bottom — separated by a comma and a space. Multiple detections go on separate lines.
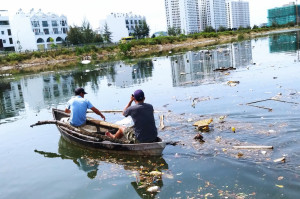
0, 27, 298, 74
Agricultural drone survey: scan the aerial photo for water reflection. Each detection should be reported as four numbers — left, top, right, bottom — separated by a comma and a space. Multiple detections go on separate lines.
0, 81, 24, 120
170, 41, 253, 87
106, 60, 154, 88
0, 60, 154, 121
35, 137, 168, 198
269, 31, 300, 54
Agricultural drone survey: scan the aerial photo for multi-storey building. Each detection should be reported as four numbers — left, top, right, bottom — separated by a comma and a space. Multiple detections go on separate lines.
165, 0, 200, 34
0, 10, 14, 51
268, 2, 300, 26
199, 0, 227, 31
100, 12, 146, 43
226, 0, 250, 29
10, 9, 68, 51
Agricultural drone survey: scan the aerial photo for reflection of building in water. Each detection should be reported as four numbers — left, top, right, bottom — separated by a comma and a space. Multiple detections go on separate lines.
21, 74, 75, 111
269, 31, 300, 53
171, 40, 252, 86
0, 61, 154, 120
0, 74, 75, 120
0, 81, 24, 119
106, 60, 154, 88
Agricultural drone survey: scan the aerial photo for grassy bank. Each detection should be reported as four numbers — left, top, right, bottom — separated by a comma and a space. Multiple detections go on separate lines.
0, 26, 299, 74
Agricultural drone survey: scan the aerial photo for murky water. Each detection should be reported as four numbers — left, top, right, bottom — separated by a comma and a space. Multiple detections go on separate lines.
0, 30, 300, 198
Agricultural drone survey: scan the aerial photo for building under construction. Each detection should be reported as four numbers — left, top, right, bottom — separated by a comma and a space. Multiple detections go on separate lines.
268, 2, 300, 26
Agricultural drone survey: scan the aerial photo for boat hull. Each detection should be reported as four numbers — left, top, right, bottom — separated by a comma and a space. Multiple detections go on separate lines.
53, 108, 166, 156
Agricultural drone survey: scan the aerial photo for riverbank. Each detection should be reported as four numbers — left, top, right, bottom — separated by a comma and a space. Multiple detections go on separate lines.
0, 27, 299, 74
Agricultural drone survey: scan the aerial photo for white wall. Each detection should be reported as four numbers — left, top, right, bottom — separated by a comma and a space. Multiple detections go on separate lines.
10, 13, 38, 51
100, 15, 128, 43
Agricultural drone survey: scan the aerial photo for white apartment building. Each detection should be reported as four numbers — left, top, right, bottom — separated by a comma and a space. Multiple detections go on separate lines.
0, 10, 15, 51
100, 12, 146, 43
199, 0, 227, 31
226, 0, 250, 29
10, 9, 68, 51
165, 0, 200, 34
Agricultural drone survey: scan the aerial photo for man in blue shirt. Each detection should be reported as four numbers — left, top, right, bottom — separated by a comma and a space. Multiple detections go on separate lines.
65, 87, 105, 127
105, 89, 158, 143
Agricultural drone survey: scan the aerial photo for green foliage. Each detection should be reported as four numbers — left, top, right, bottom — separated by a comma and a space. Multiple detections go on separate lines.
82, 19, 95, 43
218, 26, 227, 32
67, 26, 84, 45
67, 19, 101, 45
204, 26, 215, 33
252, 25, 259, 29
167, 27, 181, 36
119, 43, 132, 55
7, 53, 22, 61
75, 47, 85, 55
133, 20, 150, 39
103, 23, 112, 43
32, 51, 42, 58
237, 34, 245, 41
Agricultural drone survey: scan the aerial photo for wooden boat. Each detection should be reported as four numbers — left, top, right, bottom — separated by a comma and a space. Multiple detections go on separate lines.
52, 108, 166, 156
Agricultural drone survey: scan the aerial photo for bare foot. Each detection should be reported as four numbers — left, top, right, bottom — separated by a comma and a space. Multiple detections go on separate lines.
105, 132, 115, 138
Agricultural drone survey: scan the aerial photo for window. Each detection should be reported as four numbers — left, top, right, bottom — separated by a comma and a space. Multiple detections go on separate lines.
3, 40, 6, 43
126, 20, 129, 24
62, 28, 67, 34
33, 29, 40, 35
52, 21, 58, 26
42, 21, 48, 27
9, 38, 13, 44
32, 21, 39, 27
0, 20, 9, 25
1, 31, 4, 35
7, 29, 11, 36
53, 28, 58, 34
43, 29, 49, 34
37, 38, 44, 43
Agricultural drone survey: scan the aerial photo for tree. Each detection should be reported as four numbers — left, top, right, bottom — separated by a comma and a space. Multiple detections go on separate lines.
133, 25, 142, 39
204, 26, 215, 32
175, 27, 182, 35
252, 25, 259, 29
81, 19, 95, 44
140, 20, 150, 38
167, 27, 176, 36
167, 26, 181, 36
103, 23, 112, 43
94, 34, 103, 43
133, 20, 150, 39
67, 25, 84, 45
218, 26, 227, 32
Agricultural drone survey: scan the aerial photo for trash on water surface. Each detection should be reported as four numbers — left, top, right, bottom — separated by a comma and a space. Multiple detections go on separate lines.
273, 157, 286, 163
227, 81, 240, 87
147, 186, 160, 192
193, 118, 213, 131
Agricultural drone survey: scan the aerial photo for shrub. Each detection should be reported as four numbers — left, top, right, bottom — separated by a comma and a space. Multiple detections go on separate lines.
238, 34, 245, 41
119, 43, 132, 55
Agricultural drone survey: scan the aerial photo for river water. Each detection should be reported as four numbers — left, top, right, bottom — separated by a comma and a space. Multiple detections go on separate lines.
0, 30, 300, 198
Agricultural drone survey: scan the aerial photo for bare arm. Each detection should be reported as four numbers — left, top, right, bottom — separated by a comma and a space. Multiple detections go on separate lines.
65, 108, 71, 114
122, 95, 135, 116
91, 107, 106, 121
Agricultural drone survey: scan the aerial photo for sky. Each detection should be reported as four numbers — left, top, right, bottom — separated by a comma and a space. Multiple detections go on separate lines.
2, 0, 298, 34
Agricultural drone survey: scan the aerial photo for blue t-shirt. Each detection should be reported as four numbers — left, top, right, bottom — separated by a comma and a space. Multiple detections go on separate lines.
123, 103, 158, 143
67, 96, 94, 127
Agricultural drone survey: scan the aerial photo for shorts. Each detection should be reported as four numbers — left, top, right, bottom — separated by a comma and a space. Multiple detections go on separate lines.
123, 127, 139, 143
